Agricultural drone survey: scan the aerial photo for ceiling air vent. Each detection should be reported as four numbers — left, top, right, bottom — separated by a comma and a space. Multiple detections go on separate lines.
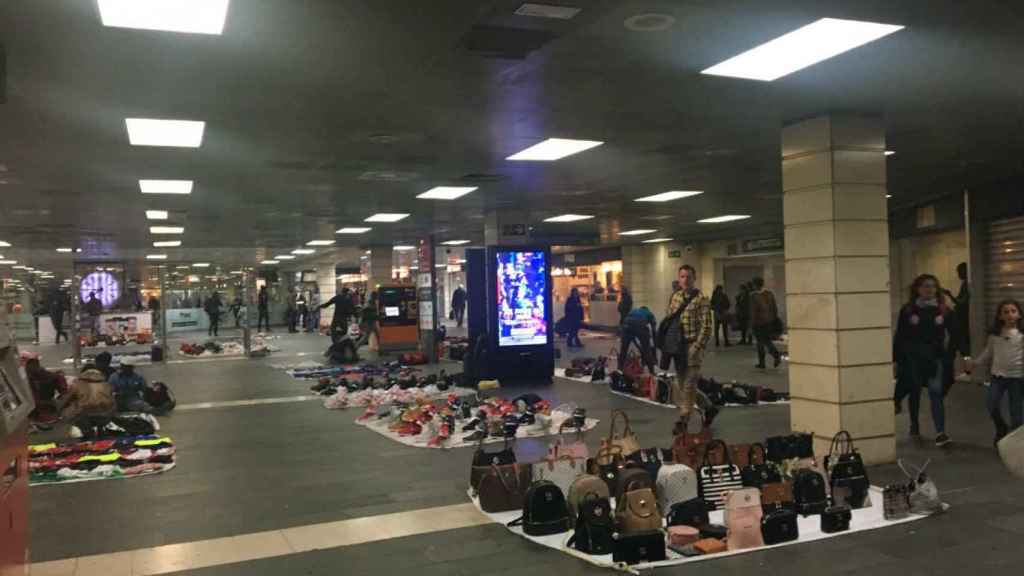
358, 170, 419, 182
459, 173, 506, 183
514, 3, 581, 20
463, 26, 556, 59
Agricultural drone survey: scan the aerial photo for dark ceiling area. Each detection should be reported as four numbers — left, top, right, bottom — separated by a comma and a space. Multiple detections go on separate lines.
3, 0, 1024, 276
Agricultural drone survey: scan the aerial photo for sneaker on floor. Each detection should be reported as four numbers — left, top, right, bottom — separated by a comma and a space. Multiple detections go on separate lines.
935, 433, 952, 447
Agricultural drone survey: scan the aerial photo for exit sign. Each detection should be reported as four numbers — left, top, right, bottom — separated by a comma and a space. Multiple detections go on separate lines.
668, 250, 681, 258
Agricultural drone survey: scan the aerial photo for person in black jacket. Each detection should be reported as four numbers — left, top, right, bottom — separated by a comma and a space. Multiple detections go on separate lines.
564, 288, 584, 348
710, 285, 731, 347
257, 286, 271, 332
319, 287, 356, 338
451, 285, 467, 327
735, 284, 751, 345
894, 274, 954, 447
49, 289, 69, 344
205, 292, 223, 337
617, 286, 634, 326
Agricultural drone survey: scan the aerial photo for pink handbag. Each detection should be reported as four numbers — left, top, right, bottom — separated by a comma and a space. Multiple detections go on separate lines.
548, 421, 589, 460
724, 488, 764, 551
667, 525, 700, 548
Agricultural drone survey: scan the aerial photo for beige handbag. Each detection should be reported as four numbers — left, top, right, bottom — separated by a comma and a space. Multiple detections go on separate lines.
601, 410, 641, 460
724, 488, 764, 551
617, 487, 662, 533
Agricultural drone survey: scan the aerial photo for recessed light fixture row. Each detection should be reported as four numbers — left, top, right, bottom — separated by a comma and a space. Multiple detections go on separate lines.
0, 241, 10, 248
98, 0, 231, 35
140, 180, 193, 195
146, 210, 169, 220
153, 241, 182, 247
306, 240, 335, 246
619, 229, 657, 236
291, 249, 315, 255
543, 214, 594, 223
642, 237, 674, 244
507, 138, 603, 161
417, 186, 477, 200
146, 254, 167, 260
393, 245, 415, 251
56, 248, 73, 253
440, 240, 471, 246
697, 215, 751, 224
150, 226, 185, 234
365, 213, 410, 223
274, 255, 296, 260
126, 119, 205, 148
260, 260, 278, 265
635, 191, 703, 203
336, 227, 372, 234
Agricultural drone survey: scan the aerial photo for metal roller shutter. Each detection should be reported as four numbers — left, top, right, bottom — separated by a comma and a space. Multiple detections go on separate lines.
984, 216, 1024, 326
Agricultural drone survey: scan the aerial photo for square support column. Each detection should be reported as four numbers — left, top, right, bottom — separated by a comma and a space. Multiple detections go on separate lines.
783, 116, 895, 464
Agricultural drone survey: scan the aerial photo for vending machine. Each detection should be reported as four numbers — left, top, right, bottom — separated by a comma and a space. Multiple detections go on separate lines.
0, 304, 32, 575
376, 285, 419, 352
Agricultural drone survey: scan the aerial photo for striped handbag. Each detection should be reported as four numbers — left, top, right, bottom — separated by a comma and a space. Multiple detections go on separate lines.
697, 440, 743, 510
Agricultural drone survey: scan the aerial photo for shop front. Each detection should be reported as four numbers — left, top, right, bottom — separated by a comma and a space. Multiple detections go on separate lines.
552, 247, 623, 329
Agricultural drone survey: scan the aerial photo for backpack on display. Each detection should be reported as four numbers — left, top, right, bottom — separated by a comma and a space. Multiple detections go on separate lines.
614, 466, 655, 503
616, 488, 662, 533
792, 468, 828, 516
656, 464, 698, 515
696, 440, 743, 511
568, 497, 614, 555
567, 474, 611, 520
824, 431, 871, 509
507, 480, 571, 536
612, 530, 666, 565
724, 488, 764, 551
625, 447, 664, 480
741, 443, 782, 489
666, 497, 711, 528
761, 508, 799, 545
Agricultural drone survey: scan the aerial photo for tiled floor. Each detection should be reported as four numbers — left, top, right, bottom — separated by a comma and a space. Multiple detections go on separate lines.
25, 329, 1024, 575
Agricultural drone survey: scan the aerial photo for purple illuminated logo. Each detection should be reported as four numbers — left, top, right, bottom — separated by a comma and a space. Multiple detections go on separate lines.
80, 272, 120, 308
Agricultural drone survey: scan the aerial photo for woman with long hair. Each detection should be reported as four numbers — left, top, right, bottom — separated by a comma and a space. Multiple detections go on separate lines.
893, 274, 955, 447
968, 299, 1023, 445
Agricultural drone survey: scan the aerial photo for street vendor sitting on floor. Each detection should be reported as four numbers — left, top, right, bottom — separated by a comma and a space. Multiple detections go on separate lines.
60, 368, 116, 425
107, 360, 153, 413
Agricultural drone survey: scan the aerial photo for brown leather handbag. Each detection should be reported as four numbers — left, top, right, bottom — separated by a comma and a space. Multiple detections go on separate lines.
602, 410, 641, 459
478, 463, 532, 513
761, 480, 795, 511
671, 427, 712, 468
616, 487, 663, 533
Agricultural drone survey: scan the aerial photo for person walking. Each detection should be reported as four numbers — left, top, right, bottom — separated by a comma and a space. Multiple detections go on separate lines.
319, 287, 356, 338
619, 305, 657, 374
735, 283, 751, 345
564, 287, 585, 348
307, 287, 321, 333
662, 265, 712, 431
295, 290, 308, 330
148, 294, 161, 331
257, 285, 271, 332
893, 274, 954, 447
229, 295, 243, 328
358, 291, 380, 350
968, 299, 1023, 445
750, 277, 782, 369
49, 289, 69, 344
451, 285, 467, 327
710, 285, 731, 347
617, 286, 634, 326
84, 291, 103, 337
205, 292, 223, 337
286, 291, 298, 333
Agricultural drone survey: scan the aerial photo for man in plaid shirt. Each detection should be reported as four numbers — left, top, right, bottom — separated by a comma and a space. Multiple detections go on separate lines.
664, 265, 712, 428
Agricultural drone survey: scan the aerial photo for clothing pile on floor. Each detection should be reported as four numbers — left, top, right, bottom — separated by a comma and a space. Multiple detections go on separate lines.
317, 369, 475, 409
467, 415, 943, 572
178, 337, 278, 357
280, 360, 418, 380
28, 436, 176, 485
63, 353, 152, 367
69, 414, 160, 439
80, 333, 152, 347
562, 356, 610, 381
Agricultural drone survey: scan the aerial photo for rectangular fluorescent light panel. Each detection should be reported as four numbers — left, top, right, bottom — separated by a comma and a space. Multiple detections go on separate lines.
336, 227, 372, 234
140, 179, 194, 194
306, 240, 335, 246
153, 240, 181, 247
146, 254, 168, 260
697, 215, 752, 224
543, 214, 594, 223
274, 255, 296, 260
126, 118, 205, 147
635, 191, 703, 202
365, 213, 410, 223
885, 150, 896, 156
0, 260, 16, 265
260, 260, 278, 265
702, 18, 903, 82
507, 138, 604, 161
642, 237, 674, 244
440, 240, 471, 246
417, 186, 477, 200
619, 229, 658, 236
98, 0, 230, 35
514, 3, 582, 19
393, 245, 415, 251
291, 249, 315, 255
145, 210, 169, 220
192, 263, 210, 268
56, 248, 73, 253
150, 226, 184, 234
0, 242, 10, 247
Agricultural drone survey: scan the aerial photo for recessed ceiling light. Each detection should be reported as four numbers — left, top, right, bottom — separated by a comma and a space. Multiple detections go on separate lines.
291, 249, 315, 255
393, 245, 415, 251
543, 214, 594, 223
417, 186, 478, 200
0, 260, 16, 265
440, 240, 471, 246
697, 215, 751, 224
886, 194, 893, 199
192, 263, 210, 268
635, 191, 703, 202
274, 255, 296, 260
336, 227, 372, 234
150, 226, 184, 234
175, 266, 190, 270
140, 179, 194, 194
306, 240, 335, 246
12, 265, 27, 270
619, 229, 658, 236
146, 254, 168, 260
0, 241, 10, 247
126, 118, 205, 147
97, 0, 230, 35
153, 240, 181, 247
75, 248, 83, 253
146, 210, 169, 220
507, 138, 604, 161
885, 150, 896, 156
642, 237, 674, 244
435, 264, 446, 268
56, 248, 73, 253
365, 213, 410, 223
514, 3, 581, 19
260, 260, 278, 265
701, 18, 904, 81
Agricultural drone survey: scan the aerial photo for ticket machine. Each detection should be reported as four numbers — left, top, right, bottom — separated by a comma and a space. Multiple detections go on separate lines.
376, 285, 419, 352
0, 304, 32, 575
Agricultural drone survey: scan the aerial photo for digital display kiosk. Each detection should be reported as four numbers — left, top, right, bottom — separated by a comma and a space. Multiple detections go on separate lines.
485, 247, 554, 383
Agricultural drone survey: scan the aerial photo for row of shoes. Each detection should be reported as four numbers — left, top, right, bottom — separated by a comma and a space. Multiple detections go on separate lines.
311, 370, 460, 396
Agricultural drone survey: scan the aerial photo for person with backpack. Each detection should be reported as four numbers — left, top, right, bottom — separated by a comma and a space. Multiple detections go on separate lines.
661, 265, 712, 431
204, 292, 223, 337
710, 285, 731, 347
750, 277, 782, 369
967, 299, 1023, 445
735, 284, 751, 345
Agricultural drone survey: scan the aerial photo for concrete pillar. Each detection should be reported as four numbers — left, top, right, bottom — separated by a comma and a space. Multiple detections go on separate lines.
484, 210, 531, 246
368, 246, 393, 289
621, 242, 688, 316
315, 264, 337, 329
782, 115, 895, 464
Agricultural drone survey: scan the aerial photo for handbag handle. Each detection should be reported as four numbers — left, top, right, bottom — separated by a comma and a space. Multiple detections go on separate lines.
701, 439, 734, 470
747, 443, 767, 466
829, 430, 853, 459
558, 419, 584, 440
609, 409, 633, 440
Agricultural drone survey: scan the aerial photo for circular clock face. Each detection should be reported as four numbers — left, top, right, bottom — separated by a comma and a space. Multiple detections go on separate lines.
80, 272, 120, 308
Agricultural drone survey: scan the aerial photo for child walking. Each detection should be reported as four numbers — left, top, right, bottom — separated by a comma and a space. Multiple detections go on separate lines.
969, 299, 1024, 445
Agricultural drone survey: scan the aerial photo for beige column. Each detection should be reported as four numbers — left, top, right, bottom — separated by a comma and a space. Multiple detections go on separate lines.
621, 243, 686, 315
315, 265, 337, 329
368, 246, 393, 289
782, 115, 895, 464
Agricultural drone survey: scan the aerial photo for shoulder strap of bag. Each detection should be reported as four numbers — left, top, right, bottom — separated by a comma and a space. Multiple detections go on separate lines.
609, 409, 631, 440
668, 292, 697, 323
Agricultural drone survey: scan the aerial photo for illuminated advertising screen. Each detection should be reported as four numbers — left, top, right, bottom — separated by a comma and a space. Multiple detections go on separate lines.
80, 272, 120, 308
496, 250, 548, 347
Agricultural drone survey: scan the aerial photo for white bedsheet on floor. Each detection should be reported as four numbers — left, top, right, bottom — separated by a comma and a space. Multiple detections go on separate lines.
355, 411, 600, 449
555, 369, 789, 410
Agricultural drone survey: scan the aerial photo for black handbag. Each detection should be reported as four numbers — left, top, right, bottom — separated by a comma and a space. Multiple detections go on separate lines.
765, 433, 814, 462
761, 508, 799, 545
824, 431, 871, 509
625, 448, 664, 480
740, 443, 782, 488
612, 530, 667, 565
470, 439, 516, 492
698, 523, 727, 539
568, 497, 614, 555
666, 498, 711, 527
821, 505, 852, 533
792, 468, 828, 516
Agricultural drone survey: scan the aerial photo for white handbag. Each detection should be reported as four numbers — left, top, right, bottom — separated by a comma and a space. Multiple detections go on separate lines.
532, 454, 585, 496
656, 463, 698, 515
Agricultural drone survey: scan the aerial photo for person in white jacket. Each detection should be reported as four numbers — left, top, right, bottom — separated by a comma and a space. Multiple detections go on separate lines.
968, 299, 1024, 445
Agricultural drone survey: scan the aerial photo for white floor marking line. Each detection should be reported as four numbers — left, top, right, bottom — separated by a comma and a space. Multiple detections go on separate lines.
30, 502, 492, 576
175, 396, 320, 410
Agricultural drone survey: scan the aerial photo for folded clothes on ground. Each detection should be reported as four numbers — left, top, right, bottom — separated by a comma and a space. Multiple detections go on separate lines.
29, 435, 177, 485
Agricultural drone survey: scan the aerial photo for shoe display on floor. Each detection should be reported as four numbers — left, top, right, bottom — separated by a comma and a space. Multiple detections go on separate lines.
935, 433, 952, 447
462, 430, 487, 442
461, 417, 480, 431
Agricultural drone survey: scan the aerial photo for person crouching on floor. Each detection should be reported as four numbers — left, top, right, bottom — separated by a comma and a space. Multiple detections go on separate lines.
60, 368, 116, 428
108, 360, 153, 413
